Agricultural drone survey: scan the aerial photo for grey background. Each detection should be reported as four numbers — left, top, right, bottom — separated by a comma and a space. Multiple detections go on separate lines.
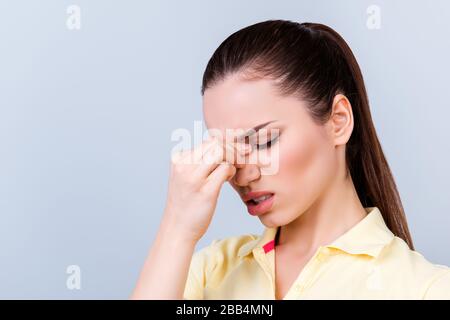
0, 0, 449, 299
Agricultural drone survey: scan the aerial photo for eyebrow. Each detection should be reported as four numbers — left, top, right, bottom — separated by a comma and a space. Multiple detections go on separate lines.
236, 120, 278, 140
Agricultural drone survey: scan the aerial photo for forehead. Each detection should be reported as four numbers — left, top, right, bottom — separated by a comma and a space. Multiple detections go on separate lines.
202, 73, 284, 133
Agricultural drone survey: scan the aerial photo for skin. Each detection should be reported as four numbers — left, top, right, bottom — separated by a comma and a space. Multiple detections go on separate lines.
131, 70, 367, 300
131, 119, 251, 299
203, 72, 368, 300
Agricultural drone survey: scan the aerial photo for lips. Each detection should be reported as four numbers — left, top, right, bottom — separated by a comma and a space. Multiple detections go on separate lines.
242, 191, 275, 203
242, 191, 275, 216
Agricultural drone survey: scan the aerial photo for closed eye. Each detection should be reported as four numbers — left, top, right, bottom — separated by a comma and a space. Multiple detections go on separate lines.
256, 135, 279, 150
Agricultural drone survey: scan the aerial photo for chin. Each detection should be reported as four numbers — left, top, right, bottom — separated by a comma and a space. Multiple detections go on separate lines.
258, 210, 285, 228
259, 207, 302, 228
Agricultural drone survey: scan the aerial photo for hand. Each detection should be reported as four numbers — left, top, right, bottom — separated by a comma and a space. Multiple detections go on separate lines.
162, 136, 251, 242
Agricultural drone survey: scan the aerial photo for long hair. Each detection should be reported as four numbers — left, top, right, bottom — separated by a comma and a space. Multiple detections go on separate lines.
201, 20, 414, 250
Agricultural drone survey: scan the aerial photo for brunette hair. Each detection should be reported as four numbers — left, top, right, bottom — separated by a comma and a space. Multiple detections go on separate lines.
201, 20, 414, 250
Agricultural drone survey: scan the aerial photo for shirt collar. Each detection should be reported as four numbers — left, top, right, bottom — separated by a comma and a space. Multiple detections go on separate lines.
237, 207, 395, 259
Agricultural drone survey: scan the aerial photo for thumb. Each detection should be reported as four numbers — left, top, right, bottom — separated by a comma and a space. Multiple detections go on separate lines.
205, 162, 236, 193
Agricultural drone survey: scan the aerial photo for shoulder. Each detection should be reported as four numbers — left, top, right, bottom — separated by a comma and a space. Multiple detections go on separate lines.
382, 236, 450, 299
193, 232, 259, 263
183, 233, 259, 299
190, 233, 259, 279
422, 267, 450, 299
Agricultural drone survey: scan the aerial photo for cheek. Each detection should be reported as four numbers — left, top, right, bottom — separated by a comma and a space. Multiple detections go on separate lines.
278, 129, 335, 204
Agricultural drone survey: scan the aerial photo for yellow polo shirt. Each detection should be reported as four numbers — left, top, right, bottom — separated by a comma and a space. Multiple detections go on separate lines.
183, 207, 450, 299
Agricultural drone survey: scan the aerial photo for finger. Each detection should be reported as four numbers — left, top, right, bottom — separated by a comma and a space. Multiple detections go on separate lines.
204, 162, 237, 195
179, 136, 218, 165
222, 141, 251, 165
195, 140, 251, 178
212, 134, 252, 163
171, 148, 191, 165
231, 141, 252, 164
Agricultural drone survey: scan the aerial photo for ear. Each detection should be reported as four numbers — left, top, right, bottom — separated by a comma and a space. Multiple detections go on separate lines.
328, 93, 354, 147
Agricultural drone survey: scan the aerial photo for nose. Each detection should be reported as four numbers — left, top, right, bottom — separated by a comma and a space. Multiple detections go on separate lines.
232, 162, 261, 187
229, 139, 260, 187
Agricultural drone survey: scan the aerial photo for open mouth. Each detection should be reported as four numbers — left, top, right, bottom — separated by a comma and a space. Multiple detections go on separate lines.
245, 193, 275, 216
246, 193, 274, 205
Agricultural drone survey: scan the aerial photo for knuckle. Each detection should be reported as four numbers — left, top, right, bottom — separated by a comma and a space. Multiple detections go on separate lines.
171, 161, 184, 173
203, 146, 221, 164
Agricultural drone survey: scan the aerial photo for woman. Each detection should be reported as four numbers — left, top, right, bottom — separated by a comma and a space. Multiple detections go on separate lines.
131, 20, 450, 299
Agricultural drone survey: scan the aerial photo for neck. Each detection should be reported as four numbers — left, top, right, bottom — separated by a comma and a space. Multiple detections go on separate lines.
277, 172, 368, 256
